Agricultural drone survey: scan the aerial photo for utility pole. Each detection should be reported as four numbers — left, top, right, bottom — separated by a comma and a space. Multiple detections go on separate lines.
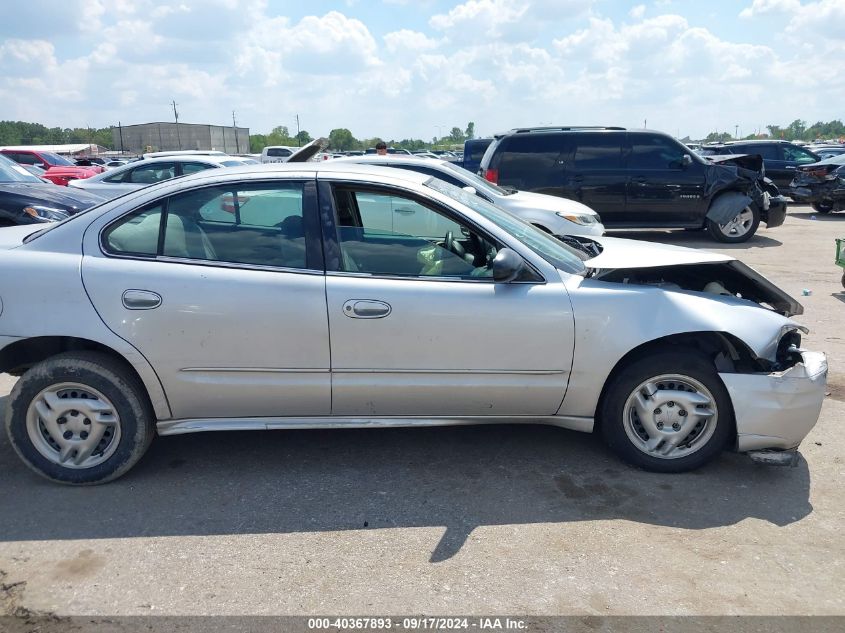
171, 100, 181, 150
735, 124, 739, 139
232, 111, 239, 153
295, 114, 301, 146
118, 121, 124, 154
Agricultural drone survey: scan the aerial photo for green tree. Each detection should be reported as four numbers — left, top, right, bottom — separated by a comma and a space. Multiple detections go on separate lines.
448, 126, 464, 143
465, 122, 475, 140
328, 128, 357, 151
295, 130, 312, 145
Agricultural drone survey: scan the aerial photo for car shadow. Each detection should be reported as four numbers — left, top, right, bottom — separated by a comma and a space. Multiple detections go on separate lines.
0, 397, 813, 563
606, 230, 783, 249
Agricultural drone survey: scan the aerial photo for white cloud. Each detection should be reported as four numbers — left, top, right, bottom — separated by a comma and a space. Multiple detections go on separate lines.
384, 29, 440, 54
629, 4, 646, 19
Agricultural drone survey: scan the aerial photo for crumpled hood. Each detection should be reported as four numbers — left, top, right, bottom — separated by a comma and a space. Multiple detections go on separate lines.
508, 190, 599, 217
581, 235, 803, 316
584, 235, 732, 268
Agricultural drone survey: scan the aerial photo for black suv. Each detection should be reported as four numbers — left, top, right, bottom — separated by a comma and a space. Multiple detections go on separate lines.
479, 127, 787, 243
700, 140, 820, 189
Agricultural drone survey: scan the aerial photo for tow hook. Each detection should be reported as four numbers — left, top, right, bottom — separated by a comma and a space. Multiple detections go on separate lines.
747, 449, 800, 467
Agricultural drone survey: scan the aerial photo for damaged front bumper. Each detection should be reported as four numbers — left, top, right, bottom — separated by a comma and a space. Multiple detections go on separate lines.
762, 195, 788, 228
720, 350, 827, 453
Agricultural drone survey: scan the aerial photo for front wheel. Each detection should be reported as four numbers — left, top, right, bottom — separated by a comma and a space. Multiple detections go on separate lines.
706, 204, 760, 243
5, 352, 155, 484
599, 351, 733, 473
813, 201, 834, 214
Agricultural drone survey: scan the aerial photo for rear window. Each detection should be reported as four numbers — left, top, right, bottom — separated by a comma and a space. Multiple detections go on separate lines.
266, 148, 291, 157
496, 134, 567, 190
464, 139, 492, 162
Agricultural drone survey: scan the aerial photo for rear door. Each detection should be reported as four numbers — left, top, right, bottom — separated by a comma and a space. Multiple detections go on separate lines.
624, 133, 707, 227
81, 177, 331, 421
565, 133, 627, 223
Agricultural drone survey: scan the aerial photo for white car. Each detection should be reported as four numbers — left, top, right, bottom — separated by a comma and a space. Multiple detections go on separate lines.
336, 155, 604, 237
0, 162, 826, 484
260, 146, 300, 163
68, 155, 261, 200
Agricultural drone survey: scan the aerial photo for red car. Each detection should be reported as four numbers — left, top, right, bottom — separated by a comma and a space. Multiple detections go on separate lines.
0, 148, 103, 186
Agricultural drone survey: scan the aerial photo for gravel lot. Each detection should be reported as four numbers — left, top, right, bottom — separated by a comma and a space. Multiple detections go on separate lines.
1, 205, 843, 617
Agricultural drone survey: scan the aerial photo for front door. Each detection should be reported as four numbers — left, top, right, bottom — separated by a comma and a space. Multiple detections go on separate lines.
624, 133, 707, 227
319, 179, 574, 417
82, 179, 331, 420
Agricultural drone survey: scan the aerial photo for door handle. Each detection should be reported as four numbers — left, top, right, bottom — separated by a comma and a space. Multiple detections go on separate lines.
393, 207, 416, 215
785, 166, 796, 170
342, 300, 391, 319
122, 289, 162, 310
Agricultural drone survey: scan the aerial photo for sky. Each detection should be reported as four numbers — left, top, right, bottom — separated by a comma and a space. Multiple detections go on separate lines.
1, 0, 844, 141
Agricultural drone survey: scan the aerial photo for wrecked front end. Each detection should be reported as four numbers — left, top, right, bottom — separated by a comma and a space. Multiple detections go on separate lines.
580, 238, 827, 463
705, 154, 788, 227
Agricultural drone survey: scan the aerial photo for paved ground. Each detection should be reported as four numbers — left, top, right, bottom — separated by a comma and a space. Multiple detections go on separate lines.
1, 206, 843, 617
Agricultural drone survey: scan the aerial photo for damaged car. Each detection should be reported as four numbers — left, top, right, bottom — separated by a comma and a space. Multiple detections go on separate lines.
788, 154, 845, 213
0, 163, 826, 484
479, 127, 787, 243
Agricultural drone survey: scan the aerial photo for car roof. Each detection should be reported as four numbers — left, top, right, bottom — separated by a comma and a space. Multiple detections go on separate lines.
333, 155, 452, 169
167, 160, 433, 186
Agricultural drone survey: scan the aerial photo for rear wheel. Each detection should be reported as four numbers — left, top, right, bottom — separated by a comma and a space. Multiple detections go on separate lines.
5, 352, 155, 484
813, 201, 834, 214
599, 350, 733, 472
706, 204, 760, 243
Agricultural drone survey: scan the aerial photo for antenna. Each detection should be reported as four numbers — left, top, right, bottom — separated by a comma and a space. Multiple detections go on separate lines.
171, 100, 182, 150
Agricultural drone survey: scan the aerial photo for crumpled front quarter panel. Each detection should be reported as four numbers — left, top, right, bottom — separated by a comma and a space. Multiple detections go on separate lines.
559, 275, 799, 418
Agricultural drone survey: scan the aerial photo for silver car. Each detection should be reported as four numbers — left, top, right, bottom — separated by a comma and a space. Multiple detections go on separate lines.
0, 163, 827, 484
337, 155, 604, 237
66, 155, 256, 200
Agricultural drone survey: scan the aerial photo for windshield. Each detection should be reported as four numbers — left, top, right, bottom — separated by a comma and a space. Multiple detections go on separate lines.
0, 154, 44, 183
424, 177, 587, 275
43, 152, 74, 166
443, 163, 511, 196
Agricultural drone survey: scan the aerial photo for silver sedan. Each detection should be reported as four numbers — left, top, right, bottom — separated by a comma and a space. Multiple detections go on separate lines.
0, 163, 827, 484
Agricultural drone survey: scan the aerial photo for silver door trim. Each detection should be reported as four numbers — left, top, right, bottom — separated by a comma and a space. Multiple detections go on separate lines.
180, 367, 330, 373
157, 414, 594, 435
333, 368, 566, 375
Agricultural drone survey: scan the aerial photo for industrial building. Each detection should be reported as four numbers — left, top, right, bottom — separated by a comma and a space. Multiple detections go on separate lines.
112, 122, 250, 155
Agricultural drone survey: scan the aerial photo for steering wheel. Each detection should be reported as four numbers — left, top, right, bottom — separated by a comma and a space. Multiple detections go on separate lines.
443, 231, 467, 260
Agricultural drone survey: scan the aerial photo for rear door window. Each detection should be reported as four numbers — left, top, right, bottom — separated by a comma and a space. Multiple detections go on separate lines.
126, 162, 177, 184
571, 134, 624, 170
497, 134, 568, 189
743, 144, 780, 160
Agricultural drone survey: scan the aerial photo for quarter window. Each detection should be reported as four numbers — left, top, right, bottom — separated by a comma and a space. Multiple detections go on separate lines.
180, 162, 217, 175
332, 187, 499, 278
497, 134, 567, 190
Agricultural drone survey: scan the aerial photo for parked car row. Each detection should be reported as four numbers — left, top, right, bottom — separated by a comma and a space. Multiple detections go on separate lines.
0, 159, 826, 484
0, 147, 104, 186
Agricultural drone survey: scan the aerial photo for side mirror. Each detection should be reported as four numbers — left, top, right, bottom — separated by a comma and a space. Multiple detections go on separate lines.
462, 186, 477, 195
681, 154, 693, 168
34, 163, 45, 169
492, 248, 525, 283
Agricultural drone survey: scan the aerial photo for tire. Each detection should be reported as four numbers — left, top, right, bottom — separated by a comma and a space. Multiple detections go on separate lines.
706, 203, 760, 243
812, 201, 833, 214
5, 351, 155, 485
599, 350, 734, 473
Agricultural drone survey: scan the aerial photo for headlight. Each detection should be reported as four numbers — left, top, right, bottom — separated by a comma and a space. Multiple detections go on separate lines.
556, 212, 596, 226
23, 205, 70, 222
